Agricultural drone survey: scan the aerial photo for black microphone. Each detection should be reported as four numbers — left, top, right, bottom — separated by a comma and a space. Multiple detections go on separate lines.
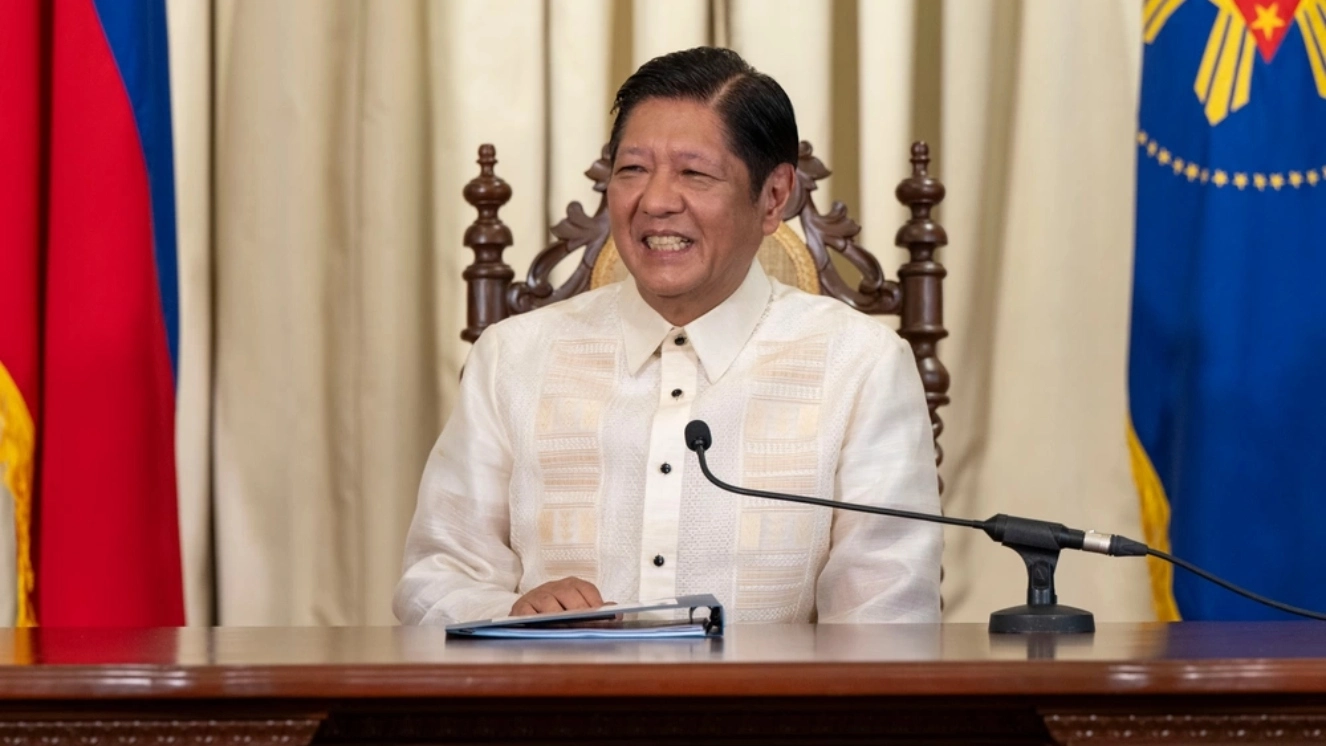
685, 420, 1145, 556
685, 419, 1326, 629
686, 419, 1120, 633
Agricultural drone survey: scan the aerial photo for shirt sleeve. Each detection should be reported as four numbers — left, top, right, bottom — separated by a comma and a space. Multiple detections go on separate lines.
816, 333, 943, 623
393, 330, 523, 625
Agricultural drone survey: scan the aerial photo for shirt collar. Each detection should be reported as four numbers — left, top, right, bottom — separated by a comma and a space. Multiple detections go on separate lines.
619, 261, 772, 381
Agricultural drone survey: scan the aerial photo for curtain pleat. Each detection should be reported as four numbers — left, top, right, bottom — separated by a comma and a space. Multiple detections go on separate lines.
165, 0, 215, 625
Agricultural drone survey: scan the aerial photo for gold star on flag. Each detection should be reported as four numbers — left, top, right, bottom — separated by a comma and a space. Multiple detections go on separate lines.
1147, 142, 1159, 156
1158, 149, 1172, 165
1270, 173, 1285, 190
1213, 170, 1230, 187
1233, 172, 1249, 189
1250, 3, 1286, 41
1173, 157, 1186, 174
1137, 132, 1148, 144
1200, 169, 1211, 183
1186, 163, 1201, 181
1254, 174, 1268, 190
1289, 171, 1304, 188
1310, 171, 1321, 186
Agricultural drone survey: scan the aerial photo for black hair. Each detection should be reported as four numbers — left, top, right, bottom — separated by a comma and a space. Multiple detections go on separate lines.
608, 47, 799, 201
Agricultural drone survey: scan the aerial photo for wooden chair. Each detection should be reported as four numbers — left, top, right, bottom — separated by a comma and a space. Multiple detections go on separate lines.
461, 141, 950, 486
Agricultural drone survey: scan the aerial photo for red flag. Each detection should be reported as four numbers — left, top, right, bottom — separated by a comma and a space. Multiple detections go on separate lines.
0, 0, 43, 628
2, 0, 184, 627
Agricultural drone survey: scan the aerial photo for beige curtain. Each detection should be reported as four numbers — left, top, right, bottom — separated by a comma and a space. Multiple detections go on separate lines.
165, 0, 1153, 626
933, 0, 1150, 622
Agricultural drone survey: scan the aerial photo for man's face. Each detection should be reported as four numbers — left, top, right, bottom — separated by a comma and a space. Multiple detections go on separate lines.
607, 98, 781, 323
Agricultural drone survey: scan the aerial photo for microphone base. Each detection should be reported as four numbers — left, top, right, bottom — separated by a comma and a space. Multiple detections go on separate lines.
988, 604, 1095, 635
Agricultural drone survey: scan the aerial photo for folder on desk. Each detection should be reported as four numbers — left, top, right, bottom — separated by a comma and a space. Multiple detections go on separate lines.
445, 594, 724, 639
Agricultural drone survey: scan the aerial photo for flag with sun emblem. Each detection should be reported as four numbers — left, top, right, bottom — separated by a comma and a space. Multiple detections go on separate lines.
1129, 0, 1326, 620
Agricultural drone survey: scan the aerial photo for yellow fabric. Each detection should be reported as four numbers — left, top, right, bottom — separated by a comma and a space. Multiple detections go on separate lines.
1127, 418, 1181, 621
592, 223, 820, 294
0, 363, 36, 627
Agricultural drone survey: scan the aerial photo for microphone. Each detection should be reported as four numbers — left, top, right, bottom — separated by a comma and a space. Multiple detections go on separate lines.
686, 420, 1114, 633
686, 420, 1326, 628
685, 420, 1145, 557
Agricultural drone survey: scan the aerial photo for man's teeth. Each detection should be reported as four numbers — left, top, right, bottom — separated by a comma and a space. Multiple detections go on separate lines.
644, 236, 692, 252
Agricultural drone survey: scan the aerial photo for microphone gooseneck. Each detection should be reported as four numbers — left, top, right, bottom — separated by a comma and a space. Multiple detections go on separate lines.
691, 438, 983, 531
684, 418, 1326, 629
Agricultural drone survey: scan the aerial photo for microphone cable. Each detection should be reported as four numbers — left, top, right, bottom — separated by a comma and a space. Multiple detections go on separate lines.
1146, 548, 1326, 621
687, 419, 1326, 622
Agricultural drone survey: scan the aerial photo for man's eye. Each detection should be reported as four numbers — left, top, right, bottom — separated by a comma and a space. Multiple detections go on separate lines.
683, 170, 711, 179
616, 165, 644, 174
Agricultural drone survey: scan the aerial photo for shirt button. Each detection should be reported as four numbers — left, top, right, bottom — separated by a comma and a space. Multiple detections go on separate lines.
653, 555, 666, 567
671, 388, 683, 398
659, 462, 672, 474
674, 336, 687, 346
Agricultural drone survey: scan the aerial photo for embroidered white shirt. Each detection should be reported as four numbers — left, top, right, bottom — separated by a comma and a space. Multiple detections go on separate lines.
394, 263, 942, 625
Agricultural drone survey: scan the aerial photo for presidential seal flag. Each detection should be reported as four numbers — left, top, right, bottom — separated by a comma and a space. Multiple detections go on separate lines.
1130, 0, 1326, 620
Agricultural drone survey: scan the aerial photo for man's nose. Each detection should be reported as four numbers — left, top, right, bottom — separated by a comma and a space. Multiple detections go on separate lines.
640, 173, 683, 216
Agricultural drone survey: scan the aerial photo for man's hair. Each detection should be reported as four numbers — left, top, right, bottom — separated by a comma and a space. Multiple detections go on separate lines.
608, 47, 799, 201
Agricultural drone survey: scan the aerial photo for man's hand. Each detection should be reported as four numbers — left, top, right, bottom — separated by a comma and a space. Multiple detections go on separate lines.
510, 577, 606, 616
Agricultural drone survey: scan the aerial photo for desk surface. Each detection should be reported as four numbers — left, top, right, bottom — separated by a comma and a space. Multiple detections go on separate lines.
0, 622, 1323, 700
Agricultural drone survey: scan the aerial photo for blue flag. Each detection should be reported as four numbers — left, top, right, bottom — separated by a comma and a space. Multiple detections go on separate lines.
1130, 0, 1326, 620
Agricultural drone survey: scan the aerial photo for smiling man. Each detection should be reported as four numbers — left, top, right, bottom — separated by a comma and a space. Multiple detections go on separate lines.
394, 47, 941, 625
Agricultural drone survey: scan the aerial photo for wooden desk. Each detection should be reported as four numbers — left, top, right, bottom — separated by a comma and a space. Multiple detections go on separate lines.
0, 623, 1324, 745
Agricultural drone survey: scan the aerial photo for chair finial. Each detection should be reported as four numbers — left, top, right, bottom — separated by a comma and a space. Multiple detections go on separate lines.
462, 145, 515, 343
477, 144, 499, 175
897, 141, 946, 229
910, 141, 931, 174
586, 144, 613, 193
895, 141, 950, 492
465, 144, 511, 210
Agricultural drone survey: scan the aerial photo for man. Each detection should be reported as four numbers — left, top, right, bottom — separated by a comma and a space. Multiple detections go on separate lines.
394, 47, 941, 625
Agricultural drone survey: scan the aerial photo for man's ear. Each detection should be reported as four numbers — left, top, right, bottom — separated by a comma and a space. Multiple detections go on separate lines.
760, 162, 796, 236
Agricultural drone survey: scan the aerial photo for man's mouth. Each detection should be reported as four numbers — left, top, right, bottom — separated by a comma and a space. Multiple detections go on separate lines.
642, 235, 694, 252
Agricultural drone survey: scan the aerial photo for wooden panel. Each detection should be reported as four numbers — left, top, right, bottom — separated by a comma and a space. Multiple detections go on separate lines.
0, 623, 1322, 700
0, 717, 323, 746
0, 624, 1324, 744
1044, 712, 1326, 744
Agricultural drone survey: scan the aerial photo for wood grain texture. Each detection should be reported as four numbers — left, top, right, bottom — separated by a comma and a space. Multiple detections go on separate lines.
1, 624, 1325, 744
0, 623, 1323, 700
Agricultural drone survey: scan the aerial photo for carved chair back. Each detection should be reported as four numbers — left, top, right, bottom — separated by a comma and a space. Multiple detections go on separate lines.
460, 141, 950, 486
